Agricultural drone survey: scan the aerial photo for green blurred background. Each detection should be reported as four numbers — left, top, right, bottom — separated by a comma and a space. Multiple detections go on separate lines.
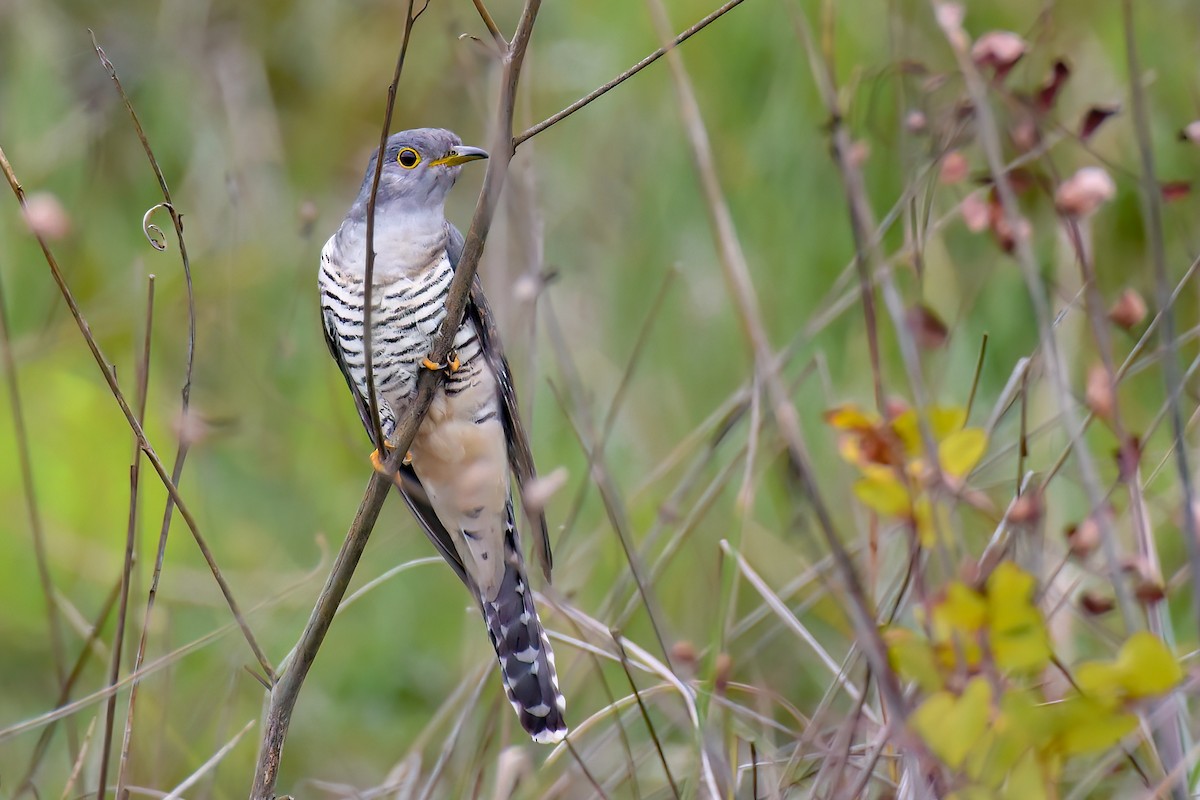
3, 0, 1200, 796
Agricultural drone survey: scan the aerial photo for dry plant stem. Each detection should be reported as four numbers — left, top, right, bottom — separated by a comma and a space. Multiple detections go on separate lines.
61, 717, 97, 800
611, 632, 680, 798
249, 473, 390, 799
1, 574, 317, 745
1120, 2, 1196, 790
249, 3, 541, 795
565, 739, 612, 800
413, 670, 491, 800
555, 270, 675, 547
546, 379, 676, 666
362, 0, 429, 455
96, 278, 155, 800
472, 0, 506, 48
162, 719, 256, 800
794, 2, 941, 473
644, 0, 908, 725
0, 269, 69, 715
1122, 0, 1200, 637
91, 34, 207, 796
0, 146, 273, 673
15, 575, 122, 797
933, 8, 1136, 628
514, 0, 752, 147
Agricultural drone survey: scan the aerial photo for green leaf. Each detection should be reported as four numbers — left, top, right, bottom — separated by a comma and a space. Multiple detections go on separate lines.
885, 627, 944, 692
853, 469, 910, 517
986, 563, 1052, 673
1000, 751, 1049, 800
913, 677, 992, 769
1114, 632, 1183, 698
1049, 695, 1137, 755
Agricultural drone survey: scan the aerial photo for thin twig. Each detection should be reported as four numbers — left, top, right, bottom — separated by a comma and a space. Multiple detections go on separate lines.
362, 0, 430, 456
514, 0, 753, 147
248, 3, 542, 795
15, 574, 122, 797
1122, 0, 1200, 640
472, 0, 507, 48
97, 277, 155, 800
611, 632, 680, 799
1120, 3, 1196, 792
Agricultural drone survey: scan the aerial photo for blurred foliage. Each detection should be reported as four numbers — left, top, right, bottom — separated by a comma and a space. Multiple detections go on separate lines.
3, 0, 1200, 797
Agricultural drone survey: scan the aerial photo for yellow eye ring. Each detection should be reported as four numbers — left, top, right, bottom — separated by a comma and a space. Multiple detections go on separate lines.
397, 147, 421, 169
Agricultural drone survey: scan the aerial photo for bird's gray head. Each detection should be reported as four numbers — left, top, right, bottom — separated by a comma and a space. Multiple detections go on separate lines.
350, 128, 487, 219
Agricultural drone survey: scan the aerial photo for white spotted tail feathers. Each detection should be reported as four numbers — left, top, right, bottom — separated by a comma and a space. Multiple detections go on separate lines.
481, 532, 567, 744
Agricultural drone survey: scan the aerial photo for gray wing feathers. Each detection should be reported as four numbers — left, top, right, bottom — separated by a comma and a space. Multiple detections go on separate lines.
446, 224, 554, 582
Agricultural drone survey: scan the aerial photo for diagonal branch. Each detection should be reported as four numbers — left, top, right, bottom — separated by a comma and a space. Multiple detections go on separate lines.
248, 3, 542, 796
514, 0, 753, 147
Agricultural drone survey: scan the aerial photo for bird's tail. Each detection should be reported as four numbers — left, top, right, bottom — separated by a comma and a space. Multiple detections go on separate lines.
480, 533, 567, 744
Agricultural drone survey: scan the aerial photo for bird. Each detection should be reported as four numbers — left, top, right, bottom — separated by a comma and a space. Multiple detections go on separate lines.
318, 128, 567, 744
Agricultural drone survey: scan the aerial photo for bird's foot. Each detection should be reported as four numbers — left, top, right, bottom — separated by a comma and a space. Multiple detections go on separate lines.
421, 350, 461, 373
370, 442, 413, 473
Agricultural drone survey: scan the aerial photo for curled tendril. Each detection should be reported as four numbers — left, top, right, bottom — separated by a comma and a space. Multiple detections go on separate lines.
142, 202, 175, 252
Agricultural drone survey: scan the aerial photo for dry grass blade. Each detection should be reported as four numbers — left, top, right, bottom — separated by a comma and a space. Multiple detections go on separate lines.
1122, 0, 1200, 641
162, 719, 255, 800
720, 541, 878, 725
611, 632, 680, 798
60, 716, 98, 800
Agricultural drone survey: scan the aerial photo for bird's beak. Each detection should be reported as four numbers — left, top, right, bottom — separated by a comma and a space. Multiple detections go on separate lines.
429, 145, 489, 168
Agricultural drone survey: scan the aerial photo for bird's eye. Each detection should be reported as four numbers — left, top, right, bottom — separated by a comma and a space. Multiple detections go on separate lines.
397, 147, 420, 169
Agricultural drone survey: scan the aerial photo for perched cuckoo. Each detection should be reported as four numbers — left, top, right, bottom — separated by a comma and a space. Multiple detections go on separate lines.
319, 128, 567, 744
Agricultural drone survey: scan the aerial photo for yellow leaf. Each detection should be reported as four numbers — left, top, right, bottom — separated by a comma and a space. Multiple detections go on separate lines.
885, 628, 944, 692
986, 563, 1052, 673
891, 409, 923, 454
1113, 632, 1183, 698
912, 677, 992, 769
930, 405, 969, 440
1074, 661, 1125, 706
1051, 696, 1137, 755
913, 496, 953, 548
946, 789, 997, 800
940, 428, 988, 478
825, 404, 877, 431
935, 583, 988, 634
890, 405, 970, 460
1000, 751, 1049, 800
853, 469, 910, 517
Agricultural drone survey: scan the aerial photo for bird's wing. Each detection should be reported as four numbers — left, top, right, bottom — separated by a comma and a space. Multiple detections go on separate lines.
447, 224, 553, 581
320, 261, 470, 587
